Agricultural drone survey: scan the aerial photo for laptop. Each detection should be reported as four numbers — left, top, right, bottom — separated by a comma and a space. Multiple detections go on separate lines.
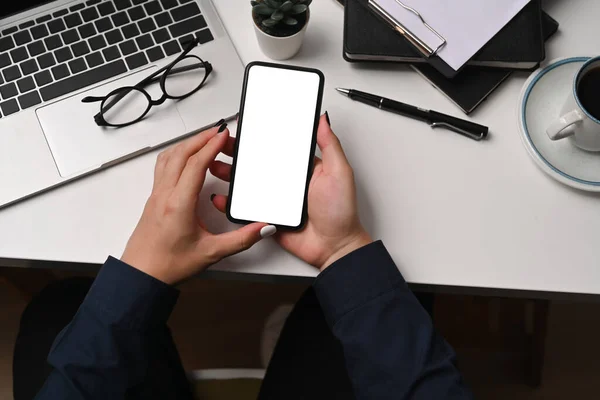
0, 0, 245, 209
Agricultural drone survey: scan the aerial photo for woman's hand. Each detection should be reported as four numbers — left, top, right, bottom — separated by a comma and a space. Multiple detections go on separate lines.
122, 124, 272, 285
210, 114, 372, 271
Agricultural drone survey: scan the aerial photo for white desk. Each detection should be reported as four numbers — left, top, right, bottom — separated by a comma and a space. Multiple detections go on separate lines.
1, 0, 600, 295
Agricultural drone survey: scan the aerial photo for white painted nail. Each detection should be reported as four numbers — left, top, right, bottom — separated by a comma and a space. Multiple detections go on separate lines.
260, 225, 277, 238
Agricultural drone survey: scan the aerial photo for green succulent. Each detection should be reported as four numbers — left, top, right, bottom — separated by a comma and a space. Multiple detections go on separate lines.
251, 0, 312, 29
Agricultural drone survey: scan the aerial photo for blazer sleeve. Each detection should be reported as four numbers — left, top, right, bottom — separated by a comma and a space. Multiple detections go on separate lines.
35, 257, 179, 400
313, 241, 473, 399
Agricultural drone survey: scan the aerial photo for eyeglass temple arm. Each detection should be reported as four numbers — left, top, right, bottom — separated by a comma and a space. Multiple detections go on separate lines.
81, 96, 104, 103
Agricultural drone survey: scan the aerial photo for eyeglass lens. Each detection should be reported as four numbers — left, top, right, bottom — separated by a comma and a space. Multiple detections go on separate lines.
102, 88, 150, 126
164, 56, 208, 98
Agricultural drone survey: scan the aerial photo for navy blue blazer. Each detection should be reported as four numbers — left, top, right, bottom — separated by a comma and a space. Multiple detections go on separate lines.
34, 241, 472, 399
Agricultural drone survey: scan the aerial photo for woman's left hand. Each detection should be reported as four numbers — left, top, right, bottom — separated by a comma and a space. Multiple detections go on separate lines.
122, 124, 271, 285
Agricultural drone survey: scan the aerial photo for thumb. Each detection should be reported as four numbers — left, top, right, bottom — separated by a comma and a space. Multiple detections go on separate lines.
316, 113, 350, 173
209, 223, 277, 259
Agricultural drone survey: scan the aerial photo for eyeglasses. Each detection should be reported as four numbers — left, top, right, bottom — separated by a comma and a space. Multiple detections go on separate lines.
82, 38, 213, 128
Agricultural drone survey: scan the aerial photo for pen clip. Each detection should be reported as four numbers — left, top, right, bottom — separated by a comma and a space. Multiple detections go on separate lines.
430, 122, 485, 141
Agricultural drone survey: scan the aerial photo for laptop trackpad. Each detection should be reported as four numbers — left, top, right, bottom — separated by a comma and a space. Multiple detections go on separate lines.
36, 67, 186, 178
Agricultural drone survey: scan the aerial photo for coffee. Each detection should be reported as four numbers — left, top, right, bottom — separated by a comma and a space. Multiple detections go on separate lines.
578, 67, 600, 120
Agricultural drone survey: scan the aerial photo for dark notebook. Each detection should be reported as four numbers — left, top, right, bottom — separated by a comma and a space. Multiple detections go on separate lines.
413, 12, 559, 114
344, 0, 545, 77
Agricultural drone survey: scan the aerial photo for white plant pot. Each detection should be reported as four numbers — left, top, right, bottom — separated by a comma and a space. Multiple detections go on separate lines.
253, 13, 309, 61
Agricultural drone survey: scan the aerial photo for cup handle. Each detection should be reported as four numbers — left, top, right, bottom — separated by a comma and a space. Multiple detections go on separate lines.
546, 110, 584, 140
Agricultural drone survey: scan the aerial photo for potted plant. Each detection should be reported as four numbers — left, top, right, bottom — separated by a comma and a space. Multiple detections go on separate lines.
251, 0, 312, 60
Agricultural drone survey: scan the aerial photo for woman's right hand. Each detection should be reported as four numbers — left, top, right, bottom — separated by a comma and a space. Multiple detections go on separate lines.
210, 114, 372, 271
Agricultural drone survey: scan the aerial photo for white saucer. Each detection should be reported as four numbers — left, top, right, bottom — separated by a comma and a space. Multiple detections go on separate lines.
517, 56, 600, 192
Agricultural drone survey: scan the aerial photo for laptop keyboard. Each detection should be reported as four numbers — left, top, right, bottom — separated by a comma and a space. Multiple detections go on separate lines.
0, 0, 214, 118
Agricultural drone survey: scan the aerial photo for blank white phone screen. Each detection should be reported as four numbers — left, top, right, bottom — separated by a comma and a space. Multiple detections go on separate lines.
230, 65, 321, 227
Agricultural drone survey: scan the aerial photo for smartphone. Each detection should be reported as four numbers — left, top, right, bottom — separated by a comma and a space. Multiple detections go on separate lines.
227, 62, 325, 230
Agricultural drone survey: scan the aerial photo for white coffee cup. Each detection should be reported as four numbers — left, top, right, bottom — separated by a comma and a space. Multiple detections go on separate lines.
546, 56, 600, 151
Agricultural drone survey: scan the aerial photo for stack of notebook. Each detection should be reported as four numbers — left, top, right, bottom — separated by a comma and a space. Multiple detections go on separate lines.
342, 0, 559, 114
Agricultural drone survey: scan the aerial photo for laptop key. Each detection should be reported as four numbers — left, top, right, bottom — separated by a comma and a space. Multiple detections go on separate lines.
27, 41, 46, 57
0, 99, 19, 116
112, 12, 130, 27
178, 34, 193, 46
51, 64, 70, 80
89, 35, 108, 51
144, 1, 162, 15
133, 0, 149, 4
38, 53, 57, 69
3, 66, 22, 82
98, 2, 117, 16
122, 23, 141, 39
0, 37, 15, 52
146, 46, 165, 62
62, 29, 80, 45
196, 28, 213, 44
65, 13, 84, 28
36, 15, 52, 24
55, 47, 74, 63
86, 52, 104, 68
18, 91, 42, 109
0, 54, 10, 69
155, 11, 172, 27
82, 7, 100, 22
14, 31, 33, 46
138, 17, 156, 33
102, 46, 121, 61
152, 28, 170, 44
162, 40, 180, 56
17, 77, 36, 93
10, 48, 28, 64
128, 6, 146, 21
70, 3, 86, 12
41, 60, 127, 102
1, 27, 18, 36
31, 25, 50, 40
78, 23, 97, 39
44, 35, 63, 51
136, 34, 153, 50
86, 0, 102, 5
106, 29, 124, 45
171, 3, 201, 22
169, 16, 206, 38
95, 17, 114, 33
72, 41, 91, 57
115, 0, 133, 11
20, 59, 39, 76
69, 58, 87, 74
19, 21, 35, 30
0, 83, 18, 99
160, 0, 178, 10
125, 52, 148, 69
119, 40, 137, 56
34, 70, 53, 87
53, 9, 69, 18
48, 19, 67, 34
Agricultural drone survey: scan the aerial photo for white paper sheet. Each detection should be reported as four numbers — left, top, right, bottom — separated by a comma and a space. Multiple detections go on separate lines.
372, 0, 531, 71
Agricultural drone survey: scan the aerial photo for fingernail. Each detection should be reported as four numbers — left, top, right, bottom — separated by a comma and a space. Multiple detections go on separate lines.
325, 111, 331, 127
212, 118, 225, 127
210, 193, 216, 201
260, 225, 277, 238
217, 123, 228, 134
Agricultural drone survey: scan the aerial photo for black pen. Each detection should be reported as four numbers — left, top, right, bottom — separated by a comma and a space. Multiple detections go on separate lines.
336, 88, 488, 141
